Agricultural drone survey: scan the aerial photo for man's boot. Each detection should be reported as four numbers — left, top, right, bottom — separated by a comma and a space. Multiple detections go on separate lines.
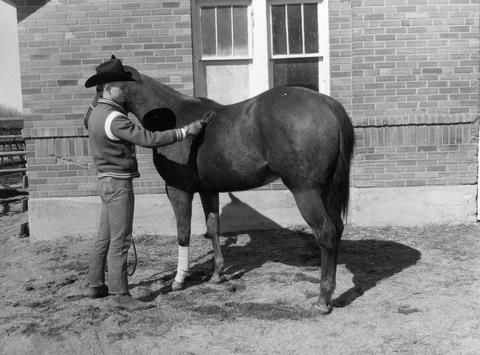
87, 285, 109, 299
112, 294, 155, 311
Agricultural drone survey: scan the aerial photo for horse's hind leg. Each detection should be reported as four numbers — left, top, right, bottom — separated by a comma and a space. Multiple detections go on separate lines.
166, 185, 193, 291
293, 189, 340, 315
200, 192, 224, 283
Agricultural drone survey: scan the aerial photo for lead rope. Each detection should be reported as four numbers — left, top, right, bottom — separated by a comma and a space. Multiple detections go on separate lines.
127, 237, 138, 276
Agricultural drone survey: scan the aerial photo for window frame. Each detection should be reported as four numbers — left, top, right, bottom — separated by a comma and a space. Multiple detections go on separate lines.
196, 0, 253, 62
268, 0, 324, 60
267, 0, 329, 93
191, 0, 330, 98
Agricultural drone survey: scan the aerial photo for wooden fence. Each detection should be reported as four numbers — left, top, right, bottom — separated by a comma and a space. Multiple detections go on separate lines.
0, 118, 26, 180
0, 118, 28, 237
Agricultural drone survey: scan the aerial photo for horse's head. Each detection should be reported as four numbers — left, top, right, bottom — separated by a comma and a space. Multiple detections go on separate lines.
124, 67, 208, 131
86, 64, 200, 130
122, 66, 149, 121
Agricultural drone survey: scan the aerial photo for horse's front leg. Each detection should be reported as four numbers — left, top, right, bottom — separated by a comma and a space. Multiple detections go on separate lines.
200, 192, 224, 283
166, 185, 193, 291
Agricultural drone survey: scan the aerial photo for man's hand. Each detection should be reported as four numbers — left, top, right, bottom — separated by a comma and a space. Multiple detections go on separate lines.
200, 110, 216, 125
184, 111, 216, 137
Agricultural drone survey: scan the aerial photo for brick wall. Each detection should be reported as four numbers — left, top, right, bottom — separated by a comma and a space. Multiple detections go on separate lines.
14, 0, 193, 198
354, 123, 477, 187
14, 0, 480, 197
330, 0, 479, 188
350, 0, 478, 124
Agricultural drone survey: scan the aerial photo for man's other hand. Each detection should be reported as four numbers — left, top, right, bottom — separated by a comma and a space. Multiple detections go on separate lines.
185, 111, 216, 136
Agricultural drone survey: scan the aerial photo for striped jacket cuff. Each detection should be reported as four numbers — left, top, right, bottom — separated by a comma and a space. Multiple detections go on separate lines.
175, 127, 188, 141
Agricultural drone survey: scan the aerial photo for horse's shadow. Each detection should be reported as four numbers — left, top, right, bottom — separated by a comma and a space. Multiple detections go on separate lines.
137, 193, 421, 307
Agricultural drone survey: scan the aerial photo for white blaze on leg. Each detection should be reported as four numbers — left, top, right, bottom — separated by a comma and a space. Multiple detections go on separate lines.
174, 245, 190, 283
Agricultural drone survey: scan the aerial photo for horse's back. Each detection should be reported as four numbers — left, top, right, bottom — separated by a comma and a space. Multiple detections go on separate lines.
251, 87, 345, 187
197, 87, 347, 191
197, 98, 274, 191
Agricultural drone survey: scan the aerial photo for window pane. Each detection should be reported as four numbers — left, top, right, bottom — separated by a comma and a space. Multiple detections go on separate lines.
271, 5, 287, 55
273, 58, 318, 91
233, 6, 248, 56
206, 62, 250, 104
304, 4, 318, 53
201, 7, 216, 56
217, 7, 232, 56
287, 4, 302, 54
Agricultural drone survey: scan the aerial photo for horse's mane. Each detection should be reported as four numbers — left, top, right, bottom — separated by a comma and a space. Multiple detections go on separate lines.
141, 73, 203, 104
196, 96, 217, 105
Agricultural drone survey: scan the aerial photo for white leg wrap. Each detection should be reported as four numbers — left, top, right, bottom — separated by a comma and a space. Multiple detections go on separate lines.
174, 246, 190, 283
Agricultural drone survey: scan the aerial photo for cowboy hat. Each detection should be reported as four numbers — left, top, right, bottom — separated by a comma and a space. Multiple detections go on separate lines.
85, 55, 137, 88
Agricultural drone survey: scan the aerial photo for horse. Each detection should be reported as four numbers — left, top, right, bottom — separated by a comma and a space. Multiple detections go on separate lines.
89, 68, 355, 315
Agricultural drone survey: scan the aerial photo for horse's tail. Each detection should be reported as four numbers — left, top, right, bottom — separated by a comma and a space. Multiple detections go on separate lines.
326, 98, 355, 220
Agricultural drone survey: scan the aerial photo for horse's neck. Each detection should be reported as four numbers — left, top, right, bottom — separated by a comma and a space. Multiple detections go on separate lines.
160, 89, 198, 113
155, 83, 189, 107
139, 78, 200, 114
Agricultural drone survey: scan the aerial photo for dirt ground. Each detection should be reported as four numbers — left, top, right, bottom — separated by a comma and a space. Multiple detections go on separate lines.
1, 188, 480, 355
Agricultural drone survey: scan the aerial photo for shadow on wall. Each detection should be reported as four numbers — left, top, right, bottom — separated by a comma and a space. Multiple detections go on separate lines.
13, 0, 50, 22
220, 192, 282, 232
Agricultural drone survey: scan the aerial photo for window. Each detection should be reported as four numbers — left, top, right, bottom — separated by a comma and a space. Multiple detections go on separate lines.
200, 4, 251, 60
271, 3, 319, 57
268, 1, 326, 92
191, 0, 329, 100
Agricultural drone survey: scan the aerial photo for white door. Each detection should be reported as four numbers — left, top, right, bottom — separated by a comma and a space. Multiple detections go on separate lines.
192, 0, 330, 104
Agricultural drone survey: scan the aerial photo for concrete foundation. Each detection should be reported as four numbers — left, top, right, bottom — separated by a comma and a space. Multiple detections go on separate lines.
348, 185, 477, 226
28, 185, 477, 241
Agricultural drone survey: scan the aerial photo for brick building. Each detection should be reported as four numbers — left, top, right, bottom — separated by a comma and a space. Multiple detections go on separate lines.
7, 0, 479, 239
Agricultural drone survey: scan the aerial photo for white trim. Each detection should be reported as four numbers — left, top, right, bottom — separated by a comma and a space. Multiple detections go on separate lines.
104, 111, 122, 141
214, 6, 219, 56
247, 2, 253, 58
271, 53, 323, 59
285, 4, 290, 54
201, 55, 253, 61
250, 0, 270, 96
318, 0, 330, 94
477, 122, 480, 220
268, 0, 322, 4
196, 0, 251, 6
230, 6, 234, 55
301, 4, 305, 54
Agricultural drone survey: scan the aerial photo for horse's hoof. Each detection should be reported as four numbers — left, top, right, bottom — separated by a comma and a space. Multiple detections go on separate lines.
208, 274, 225, 284
171, 280, 185, 292
313, 302, 333, 315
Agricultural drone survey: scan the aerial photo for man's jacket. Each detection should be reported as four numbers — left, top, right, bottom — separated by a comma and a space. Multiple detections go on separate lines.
88, 98, 185, 178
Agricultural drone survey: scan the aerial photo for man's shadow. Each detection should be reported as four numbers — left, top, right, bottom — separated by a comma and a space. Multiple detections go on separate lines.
136, 193, 421, 307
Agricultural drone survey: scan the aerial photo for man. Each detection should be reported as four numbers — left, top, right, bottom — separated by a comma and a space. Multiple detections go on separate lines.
84, 56, 214, 311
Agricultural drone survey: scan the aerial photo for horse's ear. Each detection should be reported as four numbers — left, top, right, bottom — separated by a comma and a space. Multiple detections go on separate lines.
124, 65, 141, 81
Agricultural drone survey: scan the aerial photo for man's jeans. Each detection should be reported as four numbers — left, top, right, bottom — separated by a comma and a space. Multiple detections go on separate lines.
87, 177, 134, 294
